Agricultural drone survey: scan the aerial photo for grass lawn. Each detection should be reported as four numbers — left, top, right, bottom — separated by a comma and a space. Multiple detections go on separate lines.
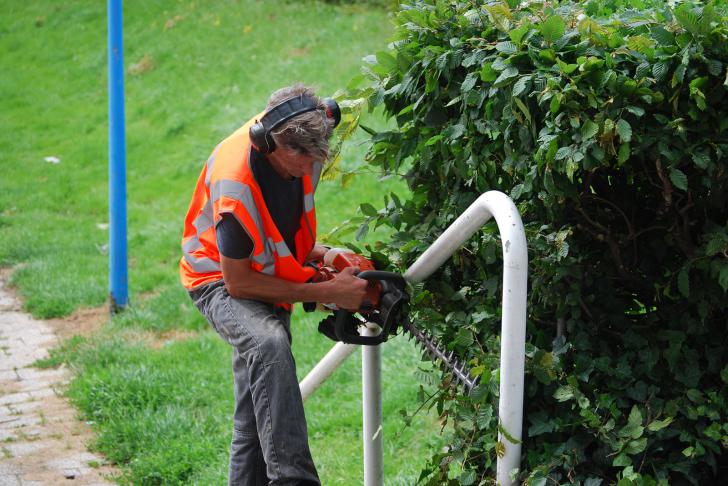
1, 1, 443, 484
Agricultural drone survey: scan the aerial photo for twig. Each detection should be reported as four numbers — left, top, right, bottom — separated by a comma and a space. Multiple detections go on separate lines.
632, 225, 668, 239
397, 387, 443, 436
578, 295, 595, 322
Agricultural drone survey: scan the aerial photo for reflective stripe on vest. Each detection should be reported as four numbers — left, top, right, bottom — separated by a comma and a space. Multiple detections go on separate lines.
192, 200, 215, 235
211, 179, 266, 243
183, 179, 279, 276
184, 253, 220, 274
181, 235, 220, 273
204, 144, 221, 188
304, 192, 314, 213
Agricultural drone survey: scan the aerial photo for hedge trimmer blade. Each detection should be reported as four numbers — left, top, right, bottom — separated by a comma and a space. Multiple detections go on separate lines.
309, 260, 480, 393
402, 319, 479, 394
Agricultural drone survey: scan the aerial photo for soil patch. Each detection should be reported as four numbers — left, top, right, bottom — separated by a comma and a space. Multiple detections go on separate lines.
46, 306, 109, 342
144, 328, 199, 349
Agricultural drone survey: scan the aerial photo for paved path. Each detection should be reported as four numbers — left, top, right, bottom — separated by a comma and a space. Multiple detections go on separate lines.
0, 275, 115, 485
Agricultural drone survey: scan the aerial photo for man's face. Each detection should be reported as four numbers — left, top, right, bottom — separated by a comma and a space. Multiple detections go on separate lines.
271, 146, 322, 179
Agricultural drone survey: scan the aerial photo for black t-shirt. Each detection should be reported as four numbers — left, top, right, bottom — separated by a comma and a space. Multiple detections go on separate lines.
216, 148, 303, 259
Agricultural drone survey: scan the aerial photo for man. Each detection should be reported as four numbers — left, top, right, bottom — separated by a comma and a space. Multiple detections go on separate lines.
179, 84, 368, 485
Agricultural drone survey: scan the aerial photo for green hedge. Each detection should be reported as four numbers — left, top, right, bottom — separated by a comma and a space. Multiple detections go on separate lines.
341, 0, 728, 484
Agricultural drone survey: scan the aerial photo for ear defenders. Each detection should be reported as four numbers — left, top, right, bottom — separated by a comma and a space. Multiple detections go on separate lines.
249, 95, 341, 154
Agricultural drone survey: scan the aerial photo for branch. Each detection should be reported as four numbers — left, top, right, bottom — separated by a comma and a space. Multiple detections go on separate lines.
584, 193, 639, 266
575, 208, 651, 297
676, 191, 695, 256
578, 295, 595, 322
632, 225, 668, 239
654, 158, 673, 214
575, 206, 628, 278
557, 317, 565, 339
575, 206, 609, 235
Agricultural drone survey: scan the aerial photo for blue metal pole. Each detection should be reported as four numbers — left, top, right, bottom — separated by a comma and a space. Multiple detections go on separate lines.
108, 0, 128, 312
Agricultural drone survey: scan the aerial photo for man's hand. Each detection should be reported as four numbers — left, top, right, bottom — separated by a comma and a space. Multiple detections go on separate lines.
328, 267, 369, 311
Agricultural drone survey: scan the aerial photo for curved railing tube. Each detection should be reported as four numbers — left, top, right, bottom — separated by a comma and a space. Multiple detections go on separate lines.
403, 191, 528, 486
299, 342, 357, 400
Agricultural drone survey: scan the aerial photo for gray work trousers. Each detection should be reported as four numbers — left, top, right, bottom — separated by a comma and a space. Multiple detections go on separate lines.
189, 280, 320, 486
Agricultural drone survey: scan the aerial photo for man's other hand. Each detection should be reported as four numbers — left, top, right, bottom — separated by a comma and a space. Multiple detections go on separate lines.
304, 244, 329, 264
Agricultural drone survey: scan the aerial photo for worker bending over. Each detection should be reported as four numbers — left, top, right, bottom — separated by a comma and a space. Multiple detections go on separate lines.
180, 84, 367, 485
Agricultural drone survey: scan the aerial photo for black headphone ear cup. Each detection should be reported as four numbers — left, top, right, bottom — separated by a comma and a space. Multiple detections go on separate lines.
249, 122, 274, 153
323, 98, 341, 128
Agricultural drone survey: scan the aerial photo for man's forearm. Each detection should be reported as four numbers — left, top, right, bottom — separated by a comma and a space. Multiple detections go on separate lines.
224, 270, 334, 304
220, 255, 367, 310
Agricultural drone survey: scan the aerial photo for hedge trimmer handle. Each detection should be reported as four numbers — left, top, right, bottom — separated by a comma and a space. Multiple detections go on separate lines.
317, 270, 408, 346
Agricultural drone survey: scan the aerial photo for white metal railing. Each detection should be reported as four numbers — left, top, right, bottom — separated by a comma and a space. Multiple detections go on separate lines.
300, 190, 528, 486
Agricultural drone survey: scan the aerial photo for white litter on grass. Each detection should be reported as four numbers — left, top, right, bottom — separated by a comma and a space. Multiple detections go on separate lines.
96, 223, 109, 230
44, 156, 61, 164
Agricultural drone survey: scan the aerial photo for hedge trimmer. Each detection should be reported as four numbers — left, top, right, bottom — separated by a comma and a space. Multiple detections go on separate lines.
306, 249, 479, 393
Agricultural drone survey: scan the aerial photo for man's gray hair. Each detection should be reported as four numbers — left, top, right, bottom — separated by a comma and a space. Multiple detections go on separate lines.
266, 84, 334, 160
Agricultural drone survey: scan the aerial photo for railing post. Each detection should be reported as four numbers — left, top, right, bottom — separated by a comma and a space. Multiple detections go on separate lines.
361, 324, 383, 486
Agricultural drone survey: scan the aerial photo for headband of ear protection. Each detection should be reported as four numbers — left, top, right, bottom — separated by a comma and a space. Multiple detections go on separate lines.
249, 95, 341, 154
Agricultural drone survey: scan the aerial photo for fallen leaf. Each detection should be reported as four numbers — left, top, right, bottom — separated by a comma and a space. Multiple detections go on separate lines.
290, 47, 310, 57
128, 54, 155, 76
164, 15, 184, 30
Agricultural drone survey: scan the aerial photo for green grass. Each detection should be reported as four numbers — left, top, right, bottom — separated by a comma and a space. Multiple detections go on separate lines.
1, 0, 399, 318
2, 1, 444, 484
47, 319, 444, 485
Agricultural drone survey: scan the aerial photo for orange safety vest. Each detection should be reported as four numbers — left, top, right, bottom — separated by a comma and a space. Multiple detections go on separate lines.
179, 114, 318, 310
